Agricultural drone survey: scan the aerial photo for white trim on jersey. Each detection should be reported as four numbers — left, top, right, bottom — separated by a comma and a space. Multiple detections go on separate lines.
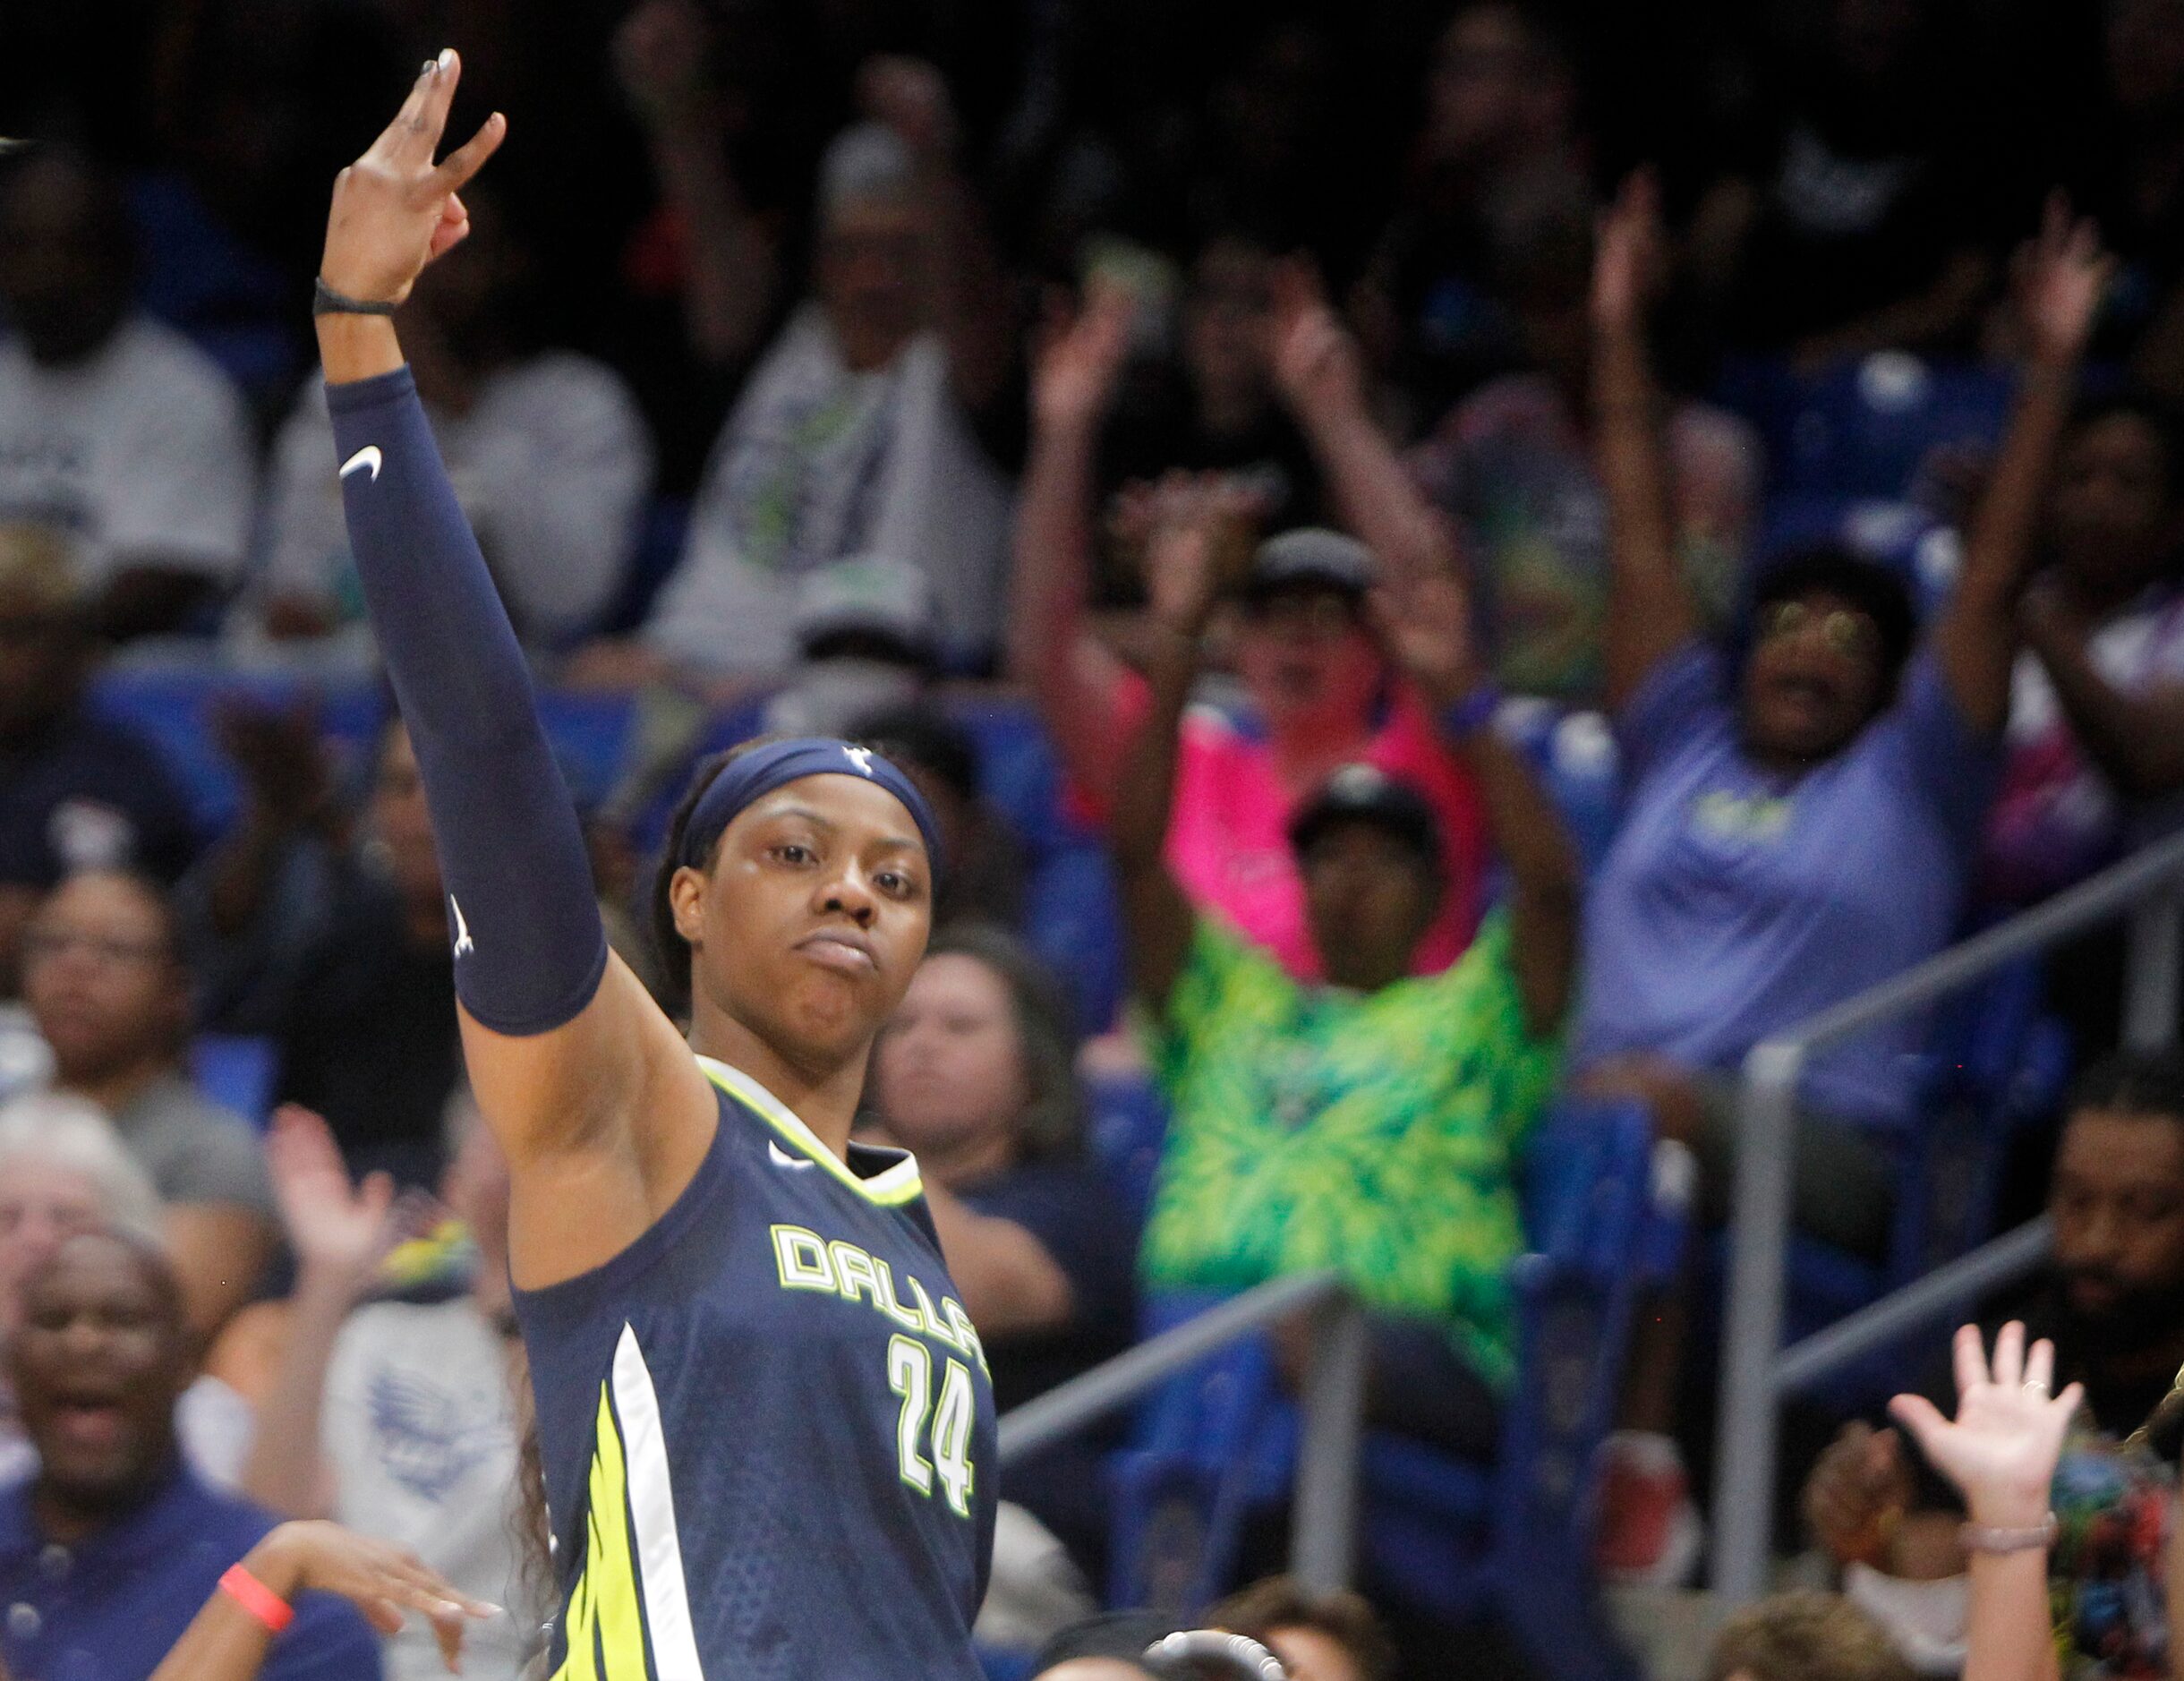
613, 1326, 707, 1680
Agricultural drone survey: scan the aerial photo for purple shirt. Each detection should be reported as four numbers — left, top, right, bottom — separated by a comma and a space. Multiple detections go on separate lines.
1572, 644, 1999, 1133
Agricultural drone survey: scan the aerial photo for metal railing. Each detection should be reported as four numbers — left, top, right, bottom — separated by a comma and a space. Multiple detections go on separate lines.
1711, 828, 2184, 1603
997, 1269, 1368, 1593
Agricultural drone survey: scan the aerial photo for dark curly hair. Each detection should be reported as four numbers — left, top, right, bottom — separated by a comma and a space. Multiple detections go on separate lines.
1746, 545, 1921, 699
646, 738, 781, 1017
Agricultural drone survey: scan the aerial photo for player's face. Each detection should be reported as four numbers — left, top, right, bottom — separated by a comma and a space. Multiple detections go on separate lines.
1299, 822, 1439, 993
678, 774, 934, 1064
21, 874, 187, 1086
873, 953, 1030, 1162
0, 1159, 106, 1334
1233, 588, 1383, 732
11, 1234, 187, 1506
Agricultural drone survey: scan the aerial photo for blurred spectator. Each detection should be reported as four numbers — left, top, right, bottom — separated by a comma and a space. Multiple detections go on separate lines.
0, 1231, 380, 1680
1013, 292, 1489, 981
186, 714, 460, 1189
0, 1092, 253, 1488
24, 869, 275, 1336
1207, 1576, 1395, 1681
1283, 190, 1760, 703
243, 186, 653, 661
1803, 1051, 2184, 1675
625, 49, 1017, 679
1573, 182, 2104, 1580
1706, 1591, 1915, 1681
1113, 485, 1576, 1456
1685, 0, 2001, 364
849, 703, 1026, 931
1987, 394, 2184, 910
0, 525, 196, 995
239, 1104, 535, 1681
761, 555, 942, 738
866, 926, 1134, 1566
0, 146, 256, 640
1353, 2, 1586, 418
1087, 230, 1327, 608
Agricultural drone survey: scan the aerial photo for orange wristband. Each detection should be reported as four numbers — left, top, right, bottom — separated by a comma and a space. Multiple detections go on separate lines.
220, 1563, 294, 1634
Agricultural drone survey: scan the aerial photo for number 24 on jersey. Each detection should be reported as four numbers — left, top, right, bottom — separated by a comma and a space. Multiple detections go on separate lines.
888, 1335, 977, 1517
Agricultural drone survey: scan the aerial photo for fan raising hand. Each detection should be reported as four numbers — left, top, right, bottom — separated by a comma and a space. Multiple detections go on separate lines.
1889, 1322, 2082, 1529
320, 50, 508, 309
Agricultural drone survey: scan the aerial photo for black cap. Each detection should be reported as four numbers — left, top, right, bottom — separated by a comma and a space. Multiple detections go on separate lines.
1243, 527, 1377, 601
1287, 764, 1442, 863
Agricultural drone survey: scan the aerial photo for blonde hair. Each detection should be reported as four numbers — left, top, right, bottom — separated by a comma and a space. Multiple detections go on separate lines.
0, 1091, 164, 1244
1707, 1591, 1915, 1681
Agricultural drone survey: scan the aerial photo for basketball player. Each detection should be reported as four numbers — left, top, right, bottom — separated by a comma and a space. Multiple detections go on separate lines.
311, 53, 994, 1677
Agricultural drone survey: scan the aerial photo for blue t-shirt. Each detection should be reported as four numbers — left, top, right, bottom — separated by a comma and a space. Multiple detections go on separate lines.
0, 1464, 382, 1680
1572, 644, 1999, 1132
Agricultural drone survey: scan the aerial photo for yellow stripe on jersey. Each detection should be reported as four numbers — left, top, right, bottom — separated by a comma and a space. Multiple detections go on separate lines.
696, 1054, 924, 1207
549, 1328, 707, 1681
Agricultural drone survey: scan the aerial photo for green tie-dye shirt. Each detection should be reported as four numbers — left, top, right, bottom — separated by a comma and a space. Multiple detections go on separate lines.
1139, 908, 1560, 1388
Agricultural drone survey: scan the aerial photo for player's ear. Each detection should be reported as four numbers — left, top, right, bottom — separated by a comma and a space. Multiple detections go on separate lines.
669, 865, 709, 945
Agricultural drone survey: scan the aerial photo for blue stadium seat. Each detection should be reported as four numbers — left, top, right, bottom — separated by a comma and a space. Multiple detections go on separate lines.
189, 1034, 278, 1129
1105, 1099, 1673, 1681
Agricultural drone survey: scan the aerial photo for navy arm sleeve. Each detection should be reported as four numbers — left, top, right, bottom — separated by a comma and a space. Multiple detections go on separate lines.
328, 367, 608, 1035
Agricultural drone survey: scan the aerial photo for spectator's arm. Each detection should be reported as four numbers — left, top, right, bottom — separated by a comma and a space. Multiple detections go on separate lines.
1009, 287, 1136, 803
1932, 201, 2111, 736
614, 0, 782, 371
167, 1204, 279, 1342
1378, 576, 1580, 1033
1890, 1324, 2074, 1681
859, 57, 1016, 411
1113, 482, 1250, 1015
1267, 262, 1455, 593
1591, 175, 1698, 714
241, 1109, 395, 1519
2022, 593, 2184, 798
152, 1519, 487, 1681
918, 1180, 1073, 1337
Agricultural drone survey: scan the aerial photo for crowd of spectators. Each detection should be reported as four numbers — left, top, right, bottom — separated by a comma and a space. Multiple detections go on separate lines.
7, 0, 2184, 1675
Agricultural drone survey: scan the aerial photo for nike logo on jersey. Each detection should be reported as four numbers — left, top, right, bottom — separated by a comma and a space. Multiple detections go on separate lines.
449, 896, 475, 959
768, 1141, 816, 1171
339, 445, 383, 482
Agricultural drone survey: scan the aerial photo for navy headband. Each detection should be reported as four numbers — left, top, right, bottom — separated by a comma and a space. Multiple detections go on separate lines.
679, 738, 944, 877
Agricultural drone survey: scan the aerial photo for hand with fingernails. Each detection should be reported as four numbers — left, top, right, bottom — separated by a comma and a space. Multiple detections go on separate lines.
320, 49, 508, 310
1889, 1321, 2081, 1532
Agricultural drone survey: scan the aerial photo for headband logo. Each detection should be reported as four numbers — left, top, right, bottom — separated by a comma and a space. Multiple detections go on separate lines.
843, 746, 875, 778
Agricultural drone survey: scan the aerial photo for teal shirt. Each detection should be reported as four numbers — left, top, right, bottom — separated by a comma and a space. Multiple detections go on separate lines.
1139, 909, 1559, 1387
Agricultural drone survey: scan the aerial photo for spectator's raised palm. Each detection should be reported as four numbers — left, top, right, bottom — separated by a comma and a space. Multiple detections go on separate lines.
2017, 194, 2113, 366
1889, 1322, 2081, 1528
1590, 170, 1665, 337
1371, 572, 1485, 708
267, 1105, 397, 1292
1267, 260, 1364, 421
1032, 284, 1135, 432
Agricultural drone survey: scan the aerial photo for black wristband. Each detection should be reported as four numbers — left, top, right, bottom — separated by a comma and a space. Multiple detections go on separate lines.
312, 277, 400, 318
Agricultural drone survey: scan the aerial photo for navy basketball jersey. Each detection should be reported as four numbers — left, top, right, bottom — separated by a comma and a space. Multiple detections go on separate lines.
513, 1055, 998, 1678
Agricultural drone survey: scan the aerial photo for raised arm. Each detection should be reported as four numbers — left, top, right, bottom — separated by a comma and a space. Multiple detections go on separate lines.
614, 0, 783, 370
1007, 286, 1137, 801
1590, 173, 1698, 714
1267, 262, 1456, 593
315, 57, 712, 1270
239, 1108, 396, 1520
1929, 201, 2111, 734
1110, 480, 1254, 1014
1374, 574, 1580, 1034
1890, 1324, 2079, 1681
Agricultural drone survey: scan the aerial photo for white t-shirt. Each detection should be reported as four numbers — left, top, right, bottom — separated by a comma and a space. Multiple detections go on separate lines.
0, 315, 254, 585
644, 305, 1011, 674
253, 354, 653, 646
322, 1297, 536, 1681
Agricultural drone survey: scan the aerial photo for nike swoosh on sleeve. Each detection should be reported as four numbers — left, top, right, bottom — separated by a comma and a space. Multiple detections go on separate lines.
339, 445, 383, 482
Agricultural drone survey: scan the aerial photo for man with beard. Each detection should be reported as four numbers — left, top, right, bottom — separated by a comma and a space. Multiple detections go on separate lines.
1803, 1049, 2184, 1676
